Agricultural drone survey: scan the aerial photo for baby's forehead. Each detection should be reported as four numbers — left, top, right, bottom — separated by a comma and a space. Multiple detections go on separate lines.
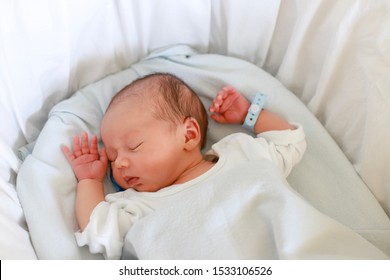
105, 94, 165, 126
109, 85, 155, 108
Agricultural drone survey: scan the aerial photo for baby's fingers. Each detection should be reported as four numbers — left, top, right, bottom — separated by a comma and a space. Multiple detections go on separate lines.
90, 135, 99, 155
99, 147, 108, 165
210, 113, 229, 124
81, 132, 90, 155
209, 95, 224, 113
72, 135, 82, 157
62, 145, 76, 162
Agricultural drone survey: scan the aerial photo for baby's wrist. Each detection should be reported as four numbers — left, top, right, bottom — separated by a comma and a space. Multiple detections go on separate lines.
239, 102, 251, 124
242, 93, 266, 132
77, 178, 104, 186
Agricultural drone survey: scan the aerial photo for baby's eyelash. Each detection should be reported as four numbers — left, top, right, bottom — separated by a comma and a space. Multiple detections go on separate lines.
130, 142, 143, 151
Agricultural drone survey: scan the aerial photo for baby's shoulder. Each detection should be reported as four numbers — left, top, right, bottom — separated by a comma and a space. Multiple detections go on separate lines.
216, 132, 257, 146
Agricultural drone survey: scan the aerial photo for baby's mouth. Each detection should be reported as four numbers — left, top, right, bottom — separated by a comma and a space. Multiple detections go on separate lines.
125, 176, 140, 187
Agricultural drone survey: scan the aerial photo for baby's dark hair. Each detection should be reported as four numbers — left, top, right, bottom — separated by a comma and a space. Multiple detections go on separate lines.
108, 73, 208, 149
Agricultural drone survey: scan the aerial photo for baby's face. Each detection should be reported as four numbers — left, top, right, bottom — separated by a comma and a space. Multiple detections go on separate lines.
101, 99, 187, 192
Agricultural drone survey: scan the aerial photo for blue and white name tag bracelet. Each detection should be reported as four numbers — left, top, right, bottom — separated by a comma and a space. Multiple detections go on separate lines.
242, 92, 267, 132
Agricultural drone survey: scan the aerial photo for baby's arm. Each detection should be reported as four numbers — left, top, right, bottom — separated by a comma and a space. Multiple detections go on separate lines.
209, 86, 295, 134
62, 132, 108, 231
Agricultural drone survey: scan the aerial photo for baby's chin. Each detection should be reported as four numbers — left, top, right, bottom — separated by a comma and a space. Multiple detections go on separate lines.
114, 175, 167, 192
132, 182, 167, 193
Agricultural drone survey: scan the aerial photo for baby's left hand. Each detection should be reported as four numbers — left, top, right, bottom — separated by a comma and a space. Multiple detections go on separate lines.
209, 86, 250, 124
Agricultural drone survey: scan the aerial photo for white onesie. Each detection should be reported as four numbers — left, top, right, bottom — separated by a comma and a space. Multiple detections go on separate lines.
75, 125, 388, 259
75, 125, 307, 259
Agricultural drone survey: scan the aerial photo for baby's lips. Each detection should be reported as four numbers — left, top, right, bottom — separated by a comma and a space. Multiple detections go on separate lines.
124, 176, 140, 187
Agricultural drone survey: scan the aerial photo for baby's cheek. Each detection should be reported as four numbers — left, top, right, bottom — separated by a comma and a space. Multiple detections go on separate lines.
111, 166, 123, 184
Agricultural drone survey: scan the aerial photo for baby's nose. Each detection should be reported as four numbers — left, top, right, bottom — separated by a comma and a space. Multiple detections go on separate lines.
114, 156, 130, 169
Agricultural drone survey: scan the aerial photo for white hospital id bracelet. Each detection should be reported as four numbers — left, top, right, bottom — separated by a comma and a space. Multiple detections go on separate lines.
242, 92, 266, 132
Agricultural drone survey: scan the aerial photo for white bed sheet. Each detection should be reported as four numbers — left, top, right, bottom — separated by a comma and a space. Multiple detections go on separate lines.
17, 45, 390, 259
262, 0, 390, 215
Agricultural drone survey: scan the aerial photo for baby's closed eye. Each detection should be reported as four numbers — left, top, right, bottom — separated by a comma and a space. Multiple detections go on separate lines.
129, 142, 143, 151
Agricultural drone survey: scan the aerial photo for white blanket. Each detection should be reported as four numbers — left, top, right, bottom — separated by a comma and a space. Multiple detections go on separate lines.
17, 45, 390, 259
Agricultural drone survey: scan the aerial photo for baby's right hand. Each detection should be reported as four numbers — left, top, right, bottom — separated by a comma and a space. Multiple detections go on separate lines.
62, 132, 108, 182
209, 86, 250, 124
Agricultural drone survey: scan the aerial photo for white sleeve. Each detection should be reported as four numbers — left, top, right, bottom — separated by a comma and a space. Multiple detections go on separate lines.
74, 199, 141, 260
256, 123, 306, 177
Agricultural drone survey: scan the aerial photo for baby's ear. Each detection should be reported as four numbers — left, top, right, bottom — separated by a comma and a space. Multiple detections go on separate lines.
183, 117, 201, 151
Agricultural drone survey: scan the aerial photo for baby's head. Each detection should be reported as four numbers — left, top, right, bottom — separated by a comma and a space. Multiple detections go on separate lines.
101, 73, 209, 192
107, 73, 208, 149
